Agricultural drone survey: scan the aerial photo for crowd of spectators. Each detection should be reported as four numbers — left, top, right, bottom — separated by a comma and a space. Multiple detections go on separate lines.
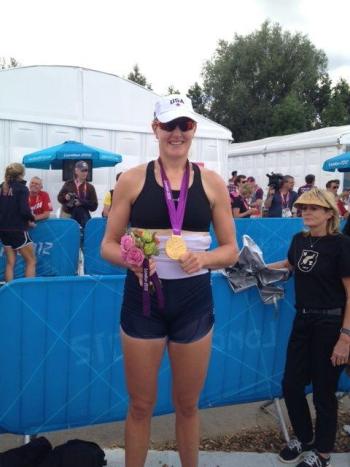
2, 161, 350, 284
228, 171, 350, 220
0, 160, 120, 282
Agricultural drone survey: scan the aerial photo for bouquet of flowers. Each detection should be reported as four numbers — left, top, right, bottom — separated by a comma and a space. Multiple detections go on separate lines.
120, 229, 163, 315
120, 229, 159, 266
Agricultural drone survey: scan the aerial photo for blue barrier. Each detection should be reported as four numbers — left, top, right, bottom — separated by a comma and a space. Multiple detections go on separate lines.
83, 218, 126, 275
0, 219, 80, 280
3, 217, 343, 278
211, 218, 305, 262
84, 218, 307, 275
0, 273, 349, 435
0, 217, 348, 436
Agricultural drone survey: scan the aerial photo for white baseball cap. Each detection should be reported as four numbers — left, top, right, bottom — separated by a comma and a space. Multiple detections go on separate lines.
154, 94, 198, 123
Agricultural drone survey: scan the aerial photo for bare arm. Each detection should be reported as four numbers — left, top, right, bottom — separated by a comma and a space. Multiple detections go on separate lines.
209, 172, 239, 268
268, 259, 293, 271
102, 205, 111, 218
232, 207, 253, 218
331, 277, 350, 366
264, 187, 275, 209
179, 169, 238, 274
34, 211, 50, 221
251, 198, 263, 209
101, 169, 141, 266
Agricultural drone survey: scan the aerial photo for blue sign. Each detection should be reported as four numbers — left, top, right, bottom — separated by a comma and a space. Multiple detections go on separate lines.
0, 219, 80, 280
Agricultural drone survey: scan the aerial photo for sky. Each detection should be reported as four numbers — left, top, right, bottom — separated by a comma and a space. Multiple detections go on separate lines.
1, 0, 350, 95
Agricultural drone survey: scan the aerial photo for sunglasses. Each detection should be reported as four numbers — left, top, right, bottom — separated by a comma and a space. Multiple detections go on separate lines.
331, 186, 339, 189
157, 118, 196, 132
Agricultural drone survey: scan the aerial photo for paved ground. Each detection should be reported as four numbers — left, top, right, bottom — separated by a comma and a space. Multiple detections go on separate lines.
105, 449, 350, 466
0, 401, 283, 450
1, 398, 349, 466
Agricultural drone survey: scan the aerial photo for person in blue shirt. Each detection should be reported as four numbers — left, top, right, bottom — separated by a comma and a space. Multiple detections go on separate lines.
264, 175, 298, 217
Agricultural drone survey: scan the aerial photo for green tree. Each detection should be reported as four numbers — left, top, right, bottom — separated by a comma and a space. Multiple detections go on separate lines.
167, 85, 180, 95
271, 92, 313, 135
321, 79, 350, 126
187, 82, 208, 115
0, 57, 20, 69
127, 64, 152, 90
202, 21, 328, 141
312, 74, 332, 123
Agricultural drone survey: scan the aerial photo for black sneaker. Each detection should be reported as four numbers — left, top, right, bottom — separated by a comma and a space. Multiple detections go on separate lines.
296, 450, 331, 467
278, 438, 312, 463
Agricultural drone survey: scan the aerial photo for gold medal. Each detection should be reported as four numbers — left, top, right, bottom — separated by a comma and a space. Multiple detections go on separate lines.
165, 235, 187, 260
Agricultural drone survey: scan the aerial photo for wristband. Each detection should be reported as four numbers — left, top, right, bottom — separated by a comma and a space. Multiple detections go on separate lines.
340, 327, 350, 337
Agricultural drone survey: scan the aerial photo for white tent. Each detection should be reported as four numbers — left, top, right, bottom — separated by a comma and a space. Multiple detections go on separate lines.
228, 126, 350, 190
0, 65, 232, 212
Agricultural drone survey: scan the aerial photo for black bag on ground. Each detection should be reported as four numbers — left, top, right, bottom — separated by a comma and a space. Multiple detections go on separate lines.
0, 436, 52, 467
37, 439, 106, 467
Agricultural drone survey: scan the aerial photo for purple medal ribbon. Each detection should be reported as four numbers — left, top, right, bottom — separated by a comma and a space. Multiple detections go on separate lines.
141, 158, 190, 316
142, 258, 151, 316
142, 258, 165, 317
157, 158, 190, 235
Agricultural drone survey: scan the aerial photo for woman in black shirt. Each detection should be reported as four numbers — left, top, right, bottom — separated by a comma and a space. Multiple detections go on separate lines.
270, 188, 350, 467
101, 94, 238, 466
232, 183, 257, 218
0, 163, 36, 281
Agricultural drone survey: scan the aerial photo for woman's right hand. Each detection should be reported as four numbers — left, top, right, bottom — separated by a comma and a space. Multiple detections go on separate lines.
129, 257, 157, 286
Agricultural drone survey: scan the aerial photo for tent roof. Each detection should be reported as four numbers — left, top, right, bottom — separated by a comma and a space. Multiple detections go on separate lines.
0, 65, 231, 140
228, 125, 350, 157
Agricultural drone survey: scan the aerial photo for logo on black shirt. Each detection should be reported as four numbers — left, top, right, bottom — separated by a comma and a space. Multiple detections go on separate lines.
298, 249, 319, 272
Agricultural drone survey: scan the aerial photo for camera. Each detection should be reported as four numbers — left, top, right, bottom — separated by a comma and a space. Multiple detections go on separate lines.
266, 172, 284, 191
65, 192, 79, 208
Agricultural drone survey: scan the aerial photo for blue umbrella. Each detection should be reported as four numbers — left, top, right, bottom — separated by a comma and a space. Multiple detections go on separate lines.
323, 152, 350, 172
23, 140, 122, 169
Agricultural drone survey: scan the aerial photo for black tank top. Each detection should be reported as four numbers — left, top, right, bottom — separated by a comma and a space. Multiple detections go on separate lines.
130, 161, 212, 231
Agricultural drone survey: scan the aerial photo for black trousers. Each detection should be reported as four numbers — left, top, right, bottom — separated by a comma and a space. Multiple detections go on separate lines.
282, 312, 343, 453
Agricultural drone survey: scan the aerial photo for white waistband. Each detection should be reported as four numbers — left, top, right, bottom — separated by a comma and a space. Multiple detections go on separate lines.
155, 234, 211, 280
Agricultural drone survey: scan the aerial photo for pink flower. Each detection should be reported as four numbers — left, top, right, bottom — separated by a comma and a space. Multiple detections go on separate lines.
125, 246, 145, 267
120, 234, 135, 252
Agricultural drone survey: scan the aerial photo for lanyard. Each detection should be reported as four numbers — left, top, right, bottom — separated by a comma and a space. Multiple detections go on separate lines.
75, 180, 87, 199
158, 158, 190, 236
281, 192, 290, 208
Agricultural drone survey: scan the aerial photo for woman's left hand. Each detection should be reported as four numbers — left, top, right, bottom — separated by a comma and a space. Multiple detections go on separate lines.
179, 251, 206, 274
331, 335, 350, 366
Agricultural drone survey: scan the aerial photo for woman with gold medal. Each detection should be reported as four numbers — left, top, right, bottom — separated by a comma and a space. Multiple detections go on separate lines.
101, 94, 238, 467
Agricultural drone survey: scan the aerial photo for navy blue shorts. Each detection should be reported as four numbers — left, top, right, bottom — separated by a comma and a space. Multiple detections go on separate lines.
0, 231, 33, 250
120, 271, 214, 343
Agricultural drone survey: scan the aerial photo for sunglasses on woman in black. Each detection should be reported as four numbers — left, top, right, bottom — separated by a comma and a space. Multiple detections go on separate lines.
157, 118, 196, 132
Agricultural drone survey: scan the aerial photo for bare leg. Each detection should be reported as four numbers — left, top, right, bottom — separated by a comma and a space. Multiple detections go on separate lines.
18, 244, 36, 278
122, 330, 166, 467
168, 330, 213, 467
4, 246, 16, 282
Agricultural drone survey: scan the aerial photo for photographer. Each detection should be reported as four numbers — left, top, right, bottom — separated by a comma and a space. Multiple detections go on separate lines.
264, 174, 298, 218
57, 160, 98, 229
